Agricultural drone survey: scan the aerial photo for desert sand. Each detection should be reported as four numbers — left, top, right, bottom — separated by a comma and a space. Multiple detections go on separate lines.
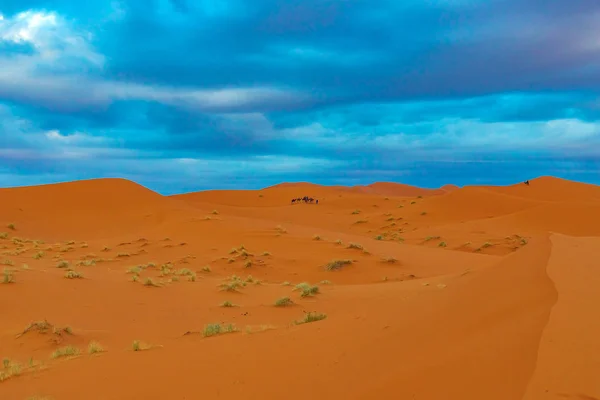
0, 176, 599, 400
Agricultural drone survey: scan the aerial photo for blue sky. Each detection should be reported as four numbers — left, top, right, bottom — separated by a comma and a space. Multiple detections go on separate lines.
1, 0, 599, 194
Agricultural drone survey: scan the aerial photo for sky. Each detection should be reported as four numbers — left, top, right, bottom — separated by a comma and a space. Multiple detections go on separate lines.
1, 0, 600, 194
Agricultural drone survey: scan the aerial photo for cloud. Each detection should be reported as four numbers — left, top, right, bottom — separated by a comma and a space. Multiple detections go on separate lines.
1, 1, 600, 193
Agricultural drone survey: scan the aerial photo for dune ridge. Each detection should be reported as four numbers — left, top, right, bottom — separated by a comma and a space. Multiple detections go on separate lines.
0, 176, 598, 399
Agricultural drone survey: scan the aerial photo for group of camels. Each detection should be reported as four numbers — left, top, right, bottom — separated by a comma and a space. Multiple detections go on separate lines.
291, 196, 318, 205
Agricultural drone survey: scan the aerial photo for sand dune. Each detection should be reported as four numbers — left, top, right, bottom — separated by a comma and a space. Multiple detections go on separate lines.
0, 176, 598, 399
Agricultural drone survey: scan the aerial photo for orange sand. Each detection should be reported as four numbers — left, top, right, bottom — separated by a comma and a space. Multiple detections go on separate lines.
0, 176, 598, 399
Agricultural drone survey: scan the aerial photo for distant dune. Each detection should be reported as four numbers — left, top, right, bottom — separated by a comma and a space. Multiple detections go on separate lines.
1, 176, 598, 400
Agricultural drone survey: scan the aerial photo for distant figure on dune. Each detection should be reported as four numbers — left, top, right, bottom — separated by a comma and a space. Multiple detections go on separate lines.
524, 180, 530, 186
316, 199, 319, 205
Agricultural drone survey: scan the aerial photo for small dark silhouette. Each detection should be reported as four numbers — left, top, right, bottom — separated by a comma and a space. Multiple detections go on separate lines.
524, 180, 530, 186
316, 199, 319, 205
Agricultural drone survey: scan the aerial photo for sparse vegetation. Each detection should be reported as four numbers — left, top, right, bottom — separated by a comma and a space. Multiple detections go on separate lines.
425, 236, 441, 242
144, 278, 160, 287
381, 256, 398, 263
7, 223, 15, 230
64, 270, 83, 279
221, 301, 236, 308
88, 341, 104, 354
261, 251, 271, 256
243, 260, 252, 268
334, 239, 343, 245
421, 211, 427, 216
374, 235, 383, 240
324, 259, 353, 271
51, 345, 80, 359
347, 242, 364, 250
521, 238, 528, 245
2, 268, 14, 284
202, 323, 237, 338
2, 259, 14, 266
57, 260, 69, 268
211, 209, 219, 215
131, 274, 139, 282
482, 242, 493, 248
0, 360, 22, 382
410, 201, 416, 205
201, 266, 211, 273
354, 219, 368, 224
275, 297, 294, 307
320, 280, 332, 285
439, 241, 447, 248
296, 312, 327, 324
0, 232, 7, 239
33, 251, 45, 260
313, 234, 322, 241
127, 266, 142, 274
117, 252, 130, 258
101, 246, 110, 252
275, 225, 287, 234
132, 340, 143, 351
294, 282, 320, 297
281, 281, 291, 286
351, 209, 361, 215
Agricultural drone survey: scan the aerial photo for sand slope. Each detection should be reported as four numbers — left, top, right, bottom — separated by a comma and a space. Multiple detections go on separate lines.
0, 176, 599, 400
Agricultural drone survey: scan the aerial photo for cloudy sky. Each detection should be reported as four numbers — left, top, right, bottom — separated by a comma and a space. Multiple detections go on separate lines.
1, 0, 599, 194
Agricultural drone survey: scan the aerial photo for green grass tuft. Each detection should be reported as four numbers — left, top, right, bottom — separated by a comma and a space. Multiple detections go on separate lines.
294, 282, 320, 297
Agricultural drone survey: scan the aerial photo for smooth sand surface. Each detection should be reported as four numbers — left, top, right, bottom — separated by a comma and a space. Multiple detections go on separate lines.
0, 176, 598, 399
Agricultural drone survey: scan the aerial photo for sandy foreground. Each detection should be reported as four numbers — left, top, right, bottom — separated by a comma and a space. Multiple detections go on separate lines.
0, 176, 599, 400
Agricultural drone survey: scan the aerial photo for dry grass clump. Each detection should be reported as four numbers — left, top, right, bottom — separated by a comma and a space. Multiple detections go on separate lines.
374, 235, 384, 240
221, 300, 236, 308
438, 241, 447, 248
243, 260, 252, 268
117, 252, 130, 258
2, 268, 15, 284
177, 268, 197, 282
313, 235, 322, 241
2, 259, 14, 266
77, 259, 96, 267
353, 219, 367, 224
56, 260, 69, 268
0, 359, 22, 382
324, 259, 353, 271
131, 340, 150, 352
144, 278, 161, 287
381, 256, 398, 263
127, 266, 142, 274
88, 341, 104, 354
346, 242, 364, 250
201, 266, 211, 272
33, 251, 45, 260
0, 232, 8, 239
51, 345, 80, 359
294, 282, 320, 297
211, 209, 219, 215
274, 297, 294, 307
351, 209, 361, 215
202, 323, 237, 338
261, 251, 271, 256
482, 242, 493, 248
296, 312, 327, 325
7, 223, 16, 230
64, 270, 83, 279
425, 236, 441, 242
275, 225, 287, 234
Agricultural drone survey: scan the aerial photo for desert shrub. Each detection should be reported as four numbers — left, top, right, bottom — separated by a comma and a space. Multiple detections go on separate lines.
202, 323, 236, 337
88, 341, 104, 354
296, 312, 327, 324
274, 297, 294, 307
324, 259, 353, 271
64, 270, 83, 279
51, 345, 80, 359
347, 243, 363, 250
